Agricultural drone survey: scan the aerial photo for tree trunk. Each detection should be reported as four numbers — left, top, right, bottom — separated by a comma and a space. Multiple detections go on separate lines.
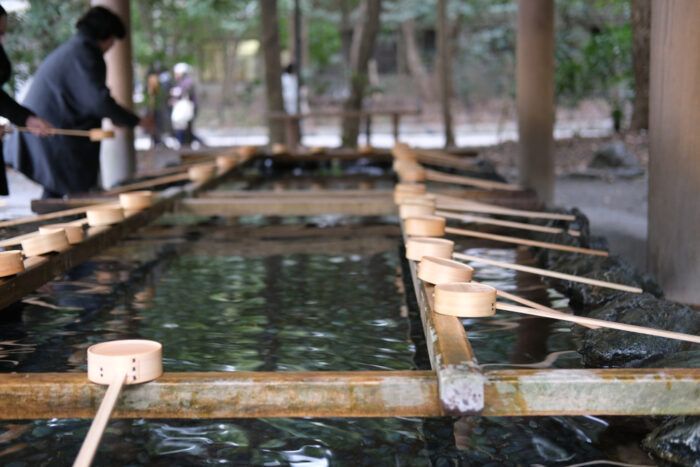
630, 0, 650, 131
221, 37, 240, 108
259, 0, 286, 144
437, 0, 455, 148
339, 0, 354, 78
400, 19, 435, 102
341, 0, 382, 148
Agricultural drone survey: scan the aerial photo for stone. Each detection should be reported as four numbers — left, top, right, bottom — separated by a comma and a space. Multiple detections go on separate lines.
642, 416, 700, 467
576, 293, 700, 367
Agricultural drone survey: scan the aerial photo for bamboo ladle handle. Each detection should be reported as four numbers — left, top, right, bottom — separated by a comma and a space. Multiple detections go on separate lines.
73, 372, 126, 467
434, 195, 577, 221
424, 168, 523, 191
14, 126, 114, 141
444, 226, 607, 256
495, 302, 700, 344
453, 252, 643, 293
437, 210, 579, 236
434, 283, 699, 344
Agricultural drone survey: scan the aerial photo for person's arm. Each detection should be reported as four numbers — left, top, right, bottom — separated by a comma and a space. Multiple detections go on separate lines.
69, 44, 140, 128
0, 89, 53, 135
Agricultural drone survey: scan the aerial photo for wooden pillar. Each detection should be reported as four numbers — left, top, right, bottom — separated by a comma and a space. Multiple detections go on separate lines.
93, 0, 135, 189
648, 0, 700, 305
516, 0, 554, 203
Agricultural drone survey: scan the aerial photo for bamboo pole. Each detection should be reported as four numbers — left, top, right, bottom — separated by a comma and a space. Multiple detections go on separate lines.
425, 169, 522, 191
495, 302, 700, 344
73, 372, 125, 467
434, 194, 575, 221
445, 226, 607, 256
101, 172, 190, 196
0, 204, 105, 229
453, 252, 643, 293
438, 210, 576, 236
13, 126, 114, 141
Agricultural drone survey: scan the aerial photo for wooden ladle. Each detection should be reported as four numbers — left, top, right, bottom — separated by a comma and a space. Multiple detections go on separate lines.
74, 339, 162, 467
433, 282, 700, 344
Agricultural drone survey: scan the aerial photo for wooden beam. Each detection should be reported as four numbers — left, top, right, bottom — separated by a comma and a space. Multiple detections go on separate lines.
0, 371, 443, 419
1, 367, 695, 419
648, 0, 700, 304
178, 196, 396, 217
516, 0, 555, 203
483, 368, 700, 416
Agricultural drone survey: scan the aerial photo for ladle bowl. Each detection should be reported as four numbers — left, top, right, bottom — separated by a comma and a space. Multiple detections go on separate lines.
21, 228, 70, 256
434, 282, 497, 317
405, 237, 454, 261
87, 339, 163, 385
119, 191, 154, 211
188, 164, 216, 183
404, 215, 446, 236
39, 223, 84, 244
418, 256, 474, 285
86, 206, 125, 227
0, 251, 24, 277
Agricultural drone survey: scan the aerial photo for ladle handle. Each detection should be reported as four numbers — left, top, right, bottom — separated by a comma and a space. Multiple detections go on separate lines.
444, 226, 606, 256
74, 371, 126, 467
454, 252, 643, 294
495, 302, 700, 344
425, 169, 523, 191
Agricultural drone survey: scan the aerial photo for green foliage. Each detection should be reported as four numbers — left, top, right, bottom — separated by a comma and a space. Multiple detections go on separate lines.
131, 0, 259, 69
5, 0, 87, 87
555, 0, 632, 106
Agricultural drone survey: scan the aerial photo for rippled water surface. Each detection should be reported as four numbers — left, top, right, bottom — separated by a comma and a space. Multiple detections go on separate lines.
0, 219, 652, 466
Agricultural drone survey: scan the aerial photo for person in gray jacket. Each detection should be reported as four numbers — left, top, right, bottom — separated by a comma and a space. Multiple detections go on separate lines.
5, 6, 152, 198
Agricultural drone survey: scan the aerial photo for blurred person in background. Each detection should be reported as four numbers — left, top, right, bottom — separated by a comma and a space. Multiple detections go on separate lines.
5, 6, 153, 198
170, 62, 203, 148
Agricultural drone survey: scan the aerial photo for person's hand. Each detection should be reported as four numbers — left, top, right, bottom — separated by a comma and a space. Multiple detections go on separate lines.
25, 116, 54, 137
138, 114, 155, 134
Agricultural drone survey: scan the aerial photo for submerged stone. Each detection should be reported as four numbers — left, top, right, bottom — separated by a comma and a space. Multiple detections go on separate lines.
642, 416, 700, 467
576, 293, 700, 367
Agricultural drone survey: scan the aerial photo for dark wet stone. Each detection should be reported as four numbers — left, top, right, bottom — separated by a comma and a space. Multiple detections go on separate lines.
640, 350, 700, 369
541, 254, 661, 311
642, 416, 700, 467
590, 141, 639, 169
577, 293, 700, 367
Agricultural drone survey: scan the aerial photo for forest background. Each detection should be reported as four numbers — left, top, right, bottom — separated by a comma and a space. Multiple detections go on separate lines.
4, 0, 647, 145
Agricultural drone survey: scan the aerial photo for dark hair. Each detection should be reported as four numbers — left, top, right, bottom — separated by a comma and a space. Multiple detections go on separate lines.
0, 6, 6, 16
284, 63, 296, 74
76, 6, 126, 41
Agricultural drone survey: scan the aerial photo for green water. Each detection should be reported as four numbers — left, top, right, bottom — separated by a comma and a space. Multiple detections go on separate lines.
0, 221, 649, 465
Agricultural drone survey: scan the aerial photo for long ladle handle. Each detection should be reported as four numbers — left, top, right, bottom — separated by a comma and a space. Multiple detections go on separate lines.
454, 252, 643, 294
73, 371, 126, 467
445, 226, 607, 256
495, 302, 700, 344
438, 211, 576, 236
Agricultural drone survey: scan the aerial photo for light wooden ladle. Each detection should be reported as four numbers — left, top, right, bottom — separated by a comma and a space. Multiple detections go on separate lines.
432, 282, 700, 344
404, 236, 642, 293
12, 126, 114, 141
399, 196, 581, 237
73, 339, 162, 467
403, 215, 602, 256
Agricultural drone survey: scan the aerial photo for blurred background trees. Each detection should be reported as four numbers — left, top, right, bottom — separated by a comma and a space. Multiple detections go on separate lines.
4, 0, 644, 138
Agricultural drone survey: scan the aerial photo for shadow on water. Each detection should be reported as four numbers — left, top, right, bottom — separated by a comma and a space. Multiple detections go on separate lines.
0, 218, 654, 466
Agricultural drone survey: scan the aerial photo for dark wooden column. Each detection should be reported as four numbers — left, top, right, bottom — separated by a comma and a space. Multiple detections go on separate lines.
648, 0, 700, 304
516, 0, 554, 203
93, 0, 136, 189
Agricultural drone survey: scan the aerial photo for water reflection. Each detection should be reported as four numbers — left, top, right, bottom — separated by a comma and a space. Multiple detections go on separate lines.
0, 224, 651, 465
